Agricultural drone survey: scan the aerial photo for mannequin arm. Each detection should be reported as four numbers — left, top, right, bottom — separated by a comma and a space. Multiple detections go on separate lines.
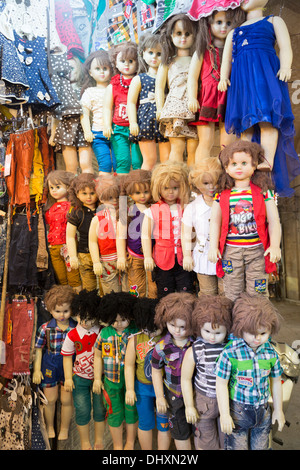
125, 336, 137, 406
32, 348, 43, 384
152, 366, 168, 414
116, 220, 127, 271
208, 200, 222, 263
218, 29, 234, 91
216, 376, 235, 434
49, 116, 59, 146
63, 356, 75, 392
127, 75, 141, 136
102, 84, 113, 139
273, 16, 293, 81
141, 214, 154, 271
88, 216, 103, 276
181, 347, 199, 424
270, 376, 285, 431
181, 222, 194, 271
155, 64, 168, 119
80, 106, 94, 142
66, 222, 79, 269
93, 347, 103, 394
264, 199, 281, 263
187, 51, 203, 113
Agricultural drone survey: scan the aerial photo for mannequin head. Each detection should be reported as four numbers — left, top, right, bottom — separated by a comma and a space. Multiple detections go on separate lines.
99, 291, 137, 328
241, 0, 269, 13
191, 295, 233, 342
68, 55, 85, 86
44, 284, 76, 326
81, 50, 113, 95
160, 14, 197, 65
151, 161, 190, 207
95, 174, 120, 208
189, 157, 222, 196
45, 170, 75, 209
120, 169, 152, 204
133, 297, 160, 335
109, 42, 138, 78
137, 32, 162, 73
154, 292, 196, 334
68, 173, 98, 210
71, 288, 102, 330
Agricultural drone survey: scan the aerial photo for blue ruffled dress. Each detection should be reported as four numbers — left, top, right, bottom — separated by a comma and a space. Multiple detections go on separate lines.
225, 16, 300, 197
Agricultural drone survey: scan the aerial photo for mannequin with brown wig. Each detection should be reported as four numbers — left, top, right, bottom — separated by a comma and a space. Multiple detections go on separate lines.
181, 295, 233, 450
187, 8, 245, 164
155, 14, 198, 165
208, 140, 281, 302
215, 292, 285, 450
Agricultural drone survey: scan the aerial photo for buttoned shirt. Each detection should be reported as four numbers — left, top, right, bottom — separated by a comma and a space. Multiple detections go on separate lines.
35, 317, 77, 355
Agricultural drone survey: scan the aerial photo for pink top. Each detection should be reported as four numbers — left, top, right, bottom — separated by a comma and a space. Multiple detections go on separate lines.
45, 200, 71, 245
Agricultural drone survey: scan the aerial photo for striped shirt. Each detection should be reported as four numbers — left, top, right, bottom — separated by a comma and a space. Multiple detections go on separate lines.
35, 317, 77, 355
151, 332, 194, 397
215, 335, 283, 406
192, 338, 227, 398
214, 188, 274, 246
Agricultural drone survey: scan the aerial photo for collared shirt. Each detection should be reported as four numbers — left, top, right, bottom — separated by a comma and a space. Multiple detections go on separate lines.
151, 332, 194, 397
35, 317, 77, 355
94, 323, 138, 385
45, 201, 71, 245
215, 335, 283, 406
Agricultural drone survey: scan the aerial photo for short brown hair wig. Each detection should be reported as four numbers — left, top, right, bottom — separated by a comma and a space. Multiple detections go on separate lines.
68, 173, 98, 208
120, 169, 152, 197
154, 292, 196, 332
191, 295, 233, 337
95, 174, 120, 202
231, 292, 281, 338
44, 284, 76, 313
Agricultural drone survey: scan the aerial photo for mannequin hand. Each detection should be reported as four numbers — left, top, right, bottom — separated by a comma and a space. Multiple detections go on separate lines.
277, 68, 292, 82
125, 390, 137, 406
93, 262, 103, 276
188, 98, 199, 113
220, 413, 235, 435
93, 379, 103, 395
64, 379, 75, 393
69, 256, 79, 270
156, 109, 162, 121
208, 247, 221, 264
218, 79, 230, 92
32, 370, 43, 385
130, 123, 139, 136
144, 257, 154, 271
117, 257, 127, 271
84, 131, 94, 142
156, 397, 168, 414
48, 134, 55, 146
272, 409, 285, 432
183, 255, 194, 272
103, 126, 112, 139
264, 246, 281, 264
185, 406, 199, 424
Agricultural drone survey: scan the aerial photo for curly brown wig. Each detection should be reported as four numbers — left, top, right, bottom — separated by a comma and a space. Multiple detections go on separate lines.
44, 284, 76, 313
68, 173, 98, 209
191, 295, 233, 337
154, 292, 196, 332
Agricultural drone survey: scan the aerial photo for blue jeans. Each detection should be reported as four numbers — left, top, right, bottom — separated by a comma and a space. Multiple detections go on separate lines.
72, 374, 106, 426
92, 130, 116, 173
225, 400, 272, 450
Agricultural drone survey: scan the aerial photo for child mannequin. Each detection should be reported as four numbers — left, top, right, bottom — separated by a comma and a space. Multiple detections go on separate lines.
61, 289, 106, 450
155, 14, 198, 165
208, 140, 281, 302
187, 8, 245, 163
89, 174, 128, 294
66, 173, 99, 291
125, 297, 171, 450
218, 0, 300, 197
181, 295, 233, 450
182, 157, 223, 296
117, 169, 157, 298
49, 55, 94, 175
127, 33, 170, 170
215, 292, 285, 450
93, 292, 139, 450
44, 170, 82, 291
80, 50, 116, 175
151, 292, 196, 450
33, 285, 77, 440
142, 161, 194, 299
103, 42, 143, 174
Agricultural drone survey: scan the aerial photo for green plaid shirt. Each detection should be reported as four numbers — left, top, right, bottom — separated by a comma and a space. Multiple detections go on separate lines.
215, 336, 283, 406
95, 323, 137, 384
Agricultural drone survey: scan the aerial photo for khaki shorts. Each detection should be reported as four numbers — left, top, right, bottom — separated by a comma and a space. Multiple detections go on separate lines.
194, 389, 223, 450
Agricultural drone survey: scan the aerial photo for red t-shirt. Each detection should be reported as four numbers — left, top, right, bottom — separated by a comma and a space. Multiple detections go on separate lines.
111, 74, 132, 126
45, 201, 71, 245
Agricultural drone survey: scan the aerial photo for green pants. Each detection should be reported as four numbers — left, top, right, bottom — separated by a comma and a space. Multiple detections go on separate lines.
111, 124, 143, 174
103, 375, 138, 427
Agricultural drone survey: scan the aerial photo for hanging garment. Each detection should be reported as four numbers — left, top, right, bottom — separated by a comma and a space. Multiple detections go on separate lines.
54, 0, 85, 60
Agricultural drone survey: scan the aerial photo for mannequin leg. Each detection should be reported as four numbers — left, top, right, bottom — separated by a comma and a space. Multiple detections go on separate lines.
138, 429, 153, 450
77, 423, 92, 450
174, 438, 192, 450
124, 421, 138, 450
43, 386, 59, 438
139, 140, 158, 170
195, 122, 215, 164
168, 137, 186, 162
158, 141, 171, 163
94, 420, 105, 450
58, 387, 73, 440
62, 145, 79, 174
258, 122, 278, 170
219, 121, 236, 149
158, 429, 171, 450
186, 138, 198, 167
109, 423, 124, 450
79, 146, 94, 174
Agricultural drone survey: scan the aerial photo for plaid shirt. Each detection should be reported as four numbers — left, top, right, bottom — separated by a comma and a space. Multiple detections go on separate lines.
95, 323, 138, 385
215, 335, 283, 406
151, 332, 194, 397
35, 317, 77, 355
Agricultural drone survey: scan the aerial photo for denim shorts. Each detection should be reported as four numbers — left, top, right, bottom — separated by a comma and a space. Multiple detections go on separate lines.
72, 374, 106, 426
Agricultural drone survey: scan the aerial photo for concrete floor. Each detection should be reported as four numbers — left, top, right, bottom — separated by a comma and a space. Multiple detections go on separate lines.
54, 298, 300, 451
